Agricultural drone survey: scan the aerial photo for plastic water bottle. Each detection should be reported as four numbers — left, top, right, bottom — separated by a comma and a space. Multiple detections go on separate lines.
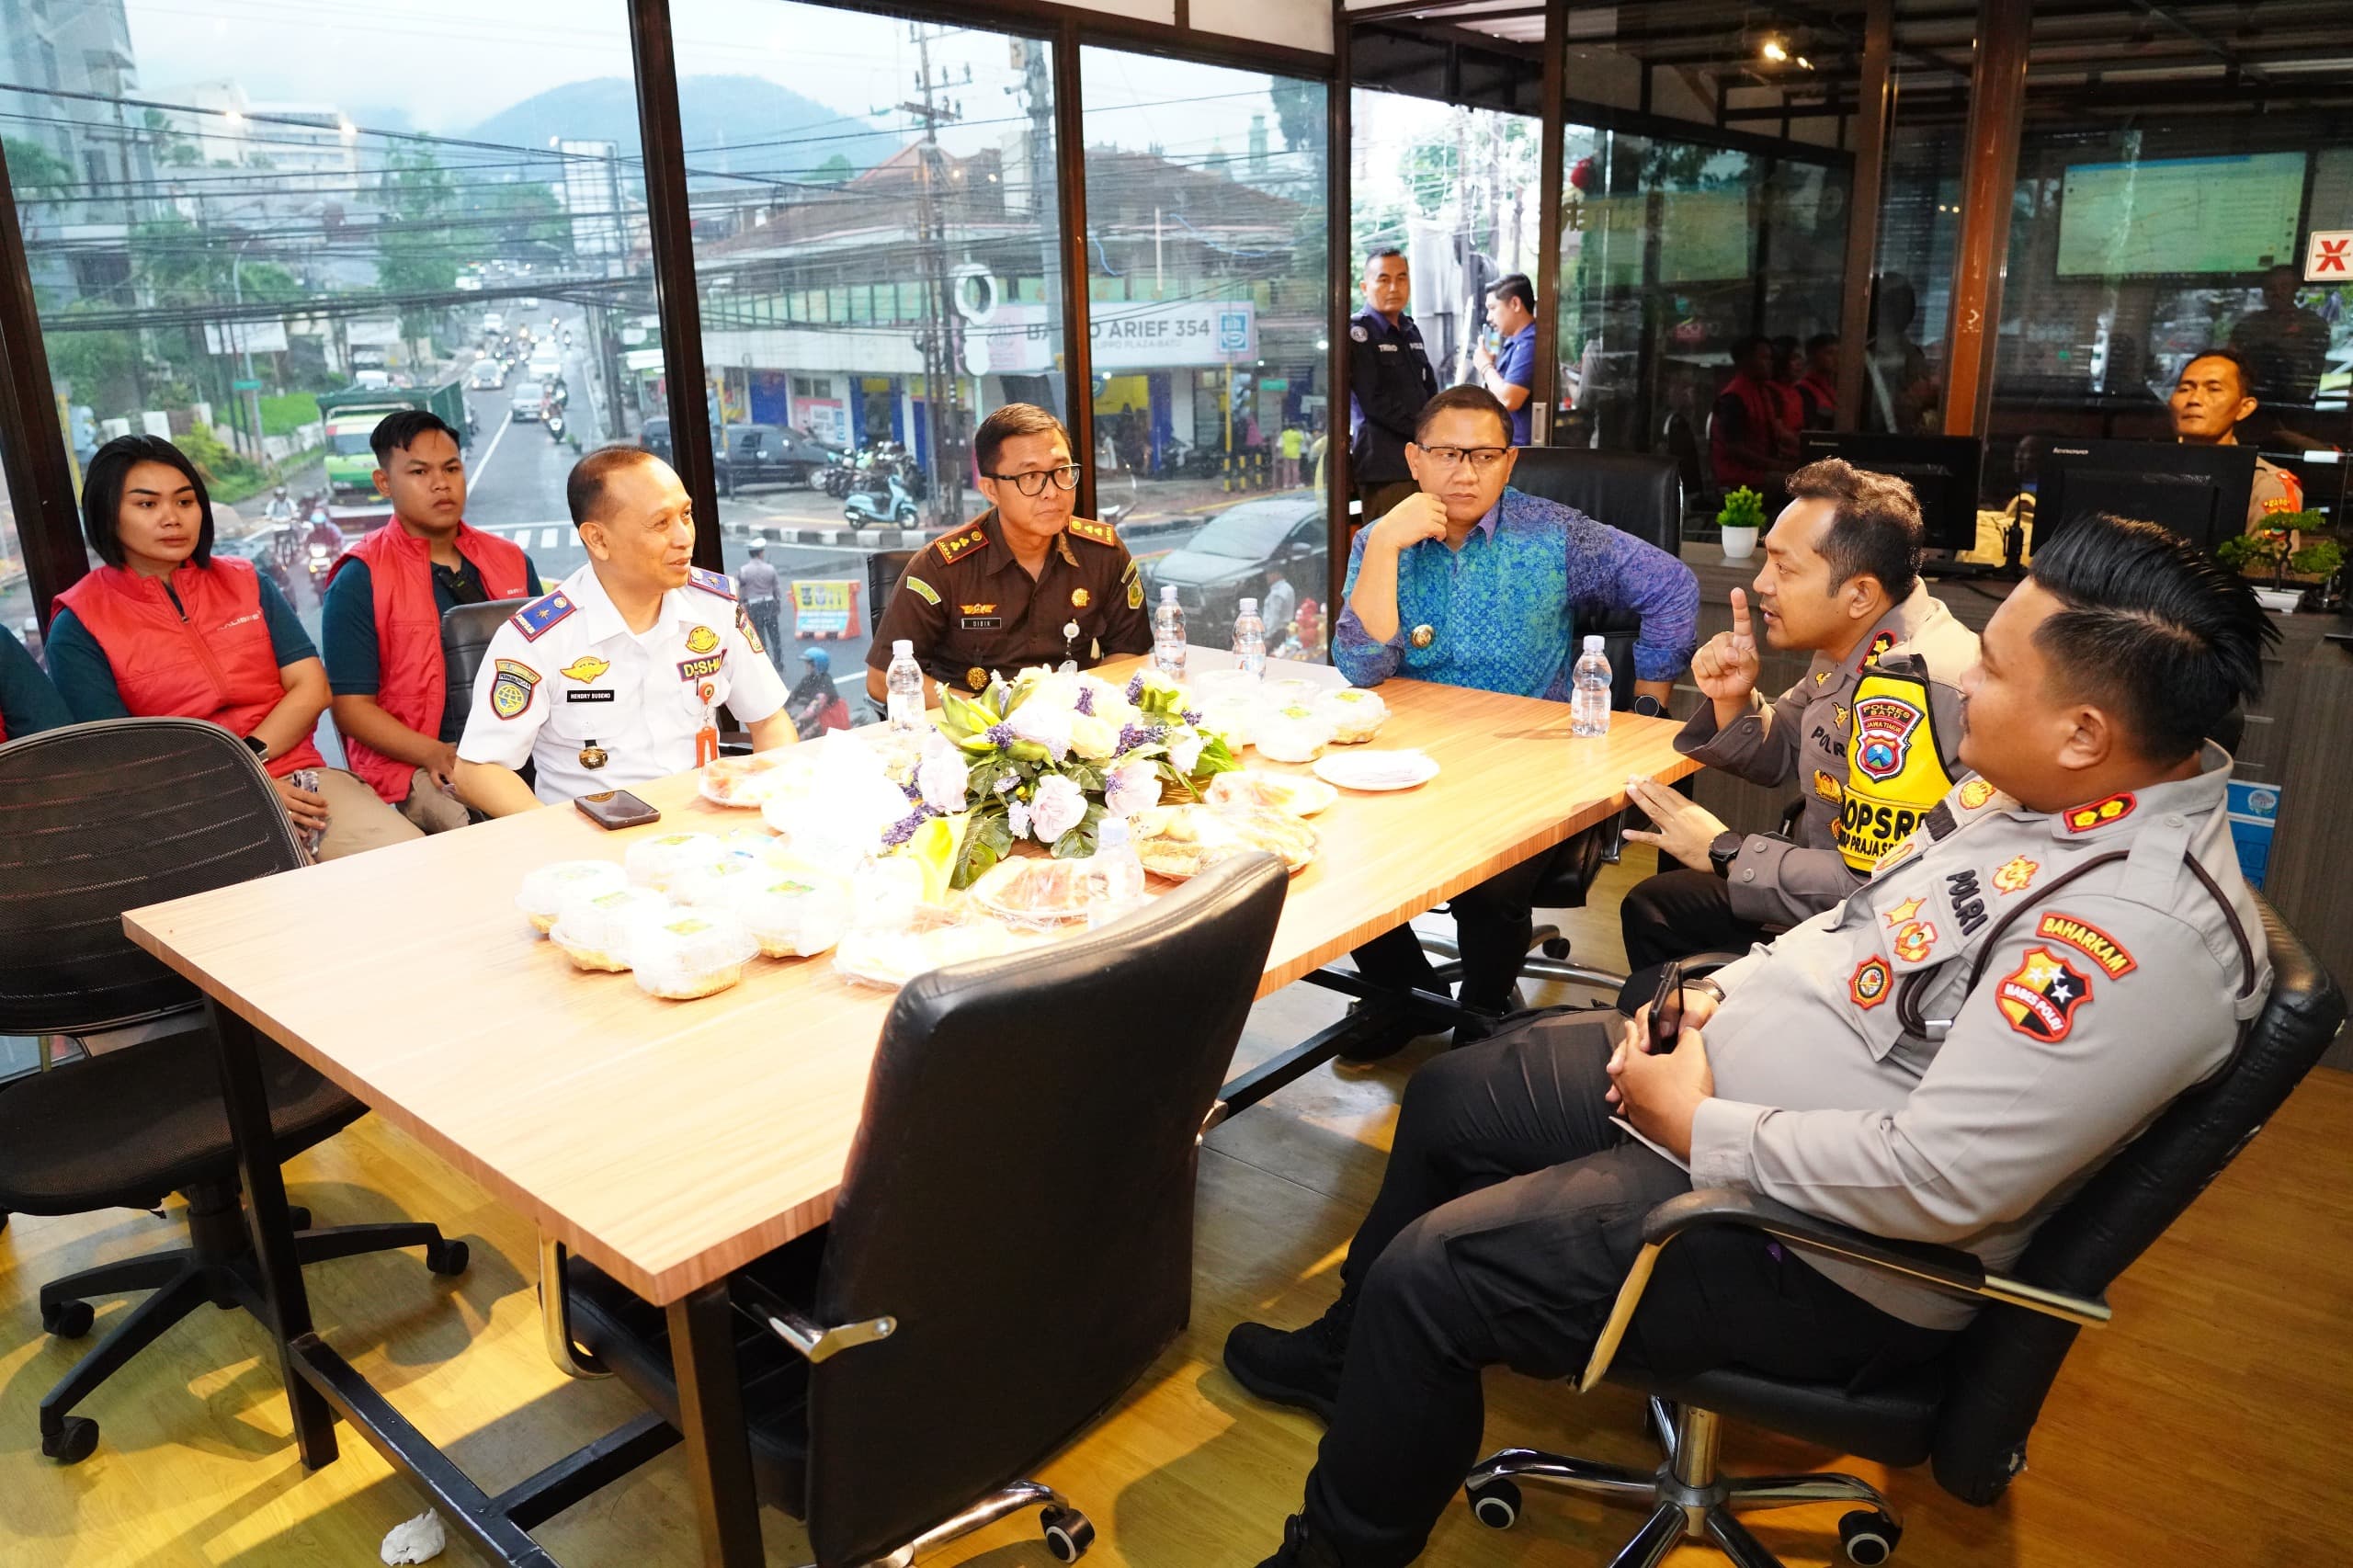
1233, 597, 1267, 679
1152, 585, 1188, 679
885, 638, 925, 733
1089, 815, 1148, 919
1570, 634, 1611, 738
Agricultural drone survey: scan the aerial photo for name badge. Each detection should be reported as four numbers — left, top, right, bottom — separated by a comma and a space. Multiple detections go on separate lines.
565, 689, 617, 703
961, 616, 1003, 631
1378, 343, 1400, 353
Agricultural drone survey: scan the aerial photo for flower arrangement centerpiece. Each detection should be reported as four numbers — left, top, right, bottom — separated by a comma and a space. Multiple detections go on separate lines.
901, 665, 1240, 889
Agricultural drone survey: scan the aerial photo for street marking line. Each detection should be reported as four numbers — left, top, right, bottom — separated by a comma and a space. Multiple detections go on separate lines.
540, 527, 563, 550
469, 410, 516, 481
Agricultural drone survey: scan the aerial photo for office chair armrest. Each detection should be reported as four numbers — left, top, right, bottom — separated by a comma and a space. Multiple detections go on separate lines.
733, 1270, 899, 1365
1576, 1188, 2110, 1393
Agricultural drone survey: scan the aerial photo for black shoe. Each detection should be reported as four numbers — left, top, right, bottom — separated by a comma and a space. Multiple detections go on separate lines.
1224, 1298, 1353, 1424
1333, 1000, 1418, 1063
1256, 1513, 1346, 1568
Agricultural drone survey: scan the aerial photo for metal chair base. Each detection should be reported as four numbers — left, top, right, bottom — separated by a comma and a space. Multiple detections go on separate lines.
816, 1479, 1096, 1568
1419, 926, 1630, 996
1466, 1400, 1900, 1568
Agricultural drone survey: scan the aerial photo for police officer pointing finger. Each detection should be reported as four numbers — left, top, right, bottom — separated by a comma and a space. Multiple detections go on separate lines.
454, 447, 793, 816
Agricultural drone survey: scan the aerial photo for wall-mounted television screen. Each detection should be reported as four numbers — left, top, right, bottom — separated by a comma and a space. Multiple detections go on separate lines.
2056, 151, 2306, 278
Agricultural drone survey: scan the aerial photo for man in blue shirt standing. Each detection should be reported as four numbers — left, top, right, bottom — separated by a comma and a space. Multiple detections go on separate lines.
1336, 384, 1699, 1053
1472, 273, 1539, 445
1347, 247, 1439, 528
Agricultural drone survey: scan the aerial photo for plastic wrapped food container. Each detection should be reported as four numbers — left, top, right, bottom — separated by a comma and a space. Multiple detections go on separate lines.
699, 750, 816, 808
736, 868, 853, 958
1255, 701, 1336, 764
631, 910, 761, 1000
1316, 687, 1389, 744
516, 860, 629, 935
1206, 769, 1338, 817
666, 854, 771, 911
833, 902, 1030, 989
547, 885, 675, 972
624, 832, 730, 892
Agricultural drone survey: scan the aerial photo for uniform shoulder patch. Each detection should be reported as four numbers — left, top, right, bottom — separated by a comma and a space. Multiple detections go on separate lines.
686, 566, 737, 601
735, 604, 767, 655
1065, 517, 1120, 548
934, 526, 989, 564
1996, 949, 2093, 1041
510, 590, 577, 642
2035, 913, 2138, 978
1349, 323, 1369, 343
1959, 777, 1997, 811
904, 575, 941, 607
2064, 791, 2136, 834
1850, 956, 1892, 1009
490, 658, 540, 720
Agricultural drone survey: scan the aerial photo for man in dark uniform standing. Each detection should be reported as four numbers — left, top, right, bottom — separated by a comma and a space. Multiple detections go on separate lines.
1348, 247, 1438, 528
867, 403, 1153, 701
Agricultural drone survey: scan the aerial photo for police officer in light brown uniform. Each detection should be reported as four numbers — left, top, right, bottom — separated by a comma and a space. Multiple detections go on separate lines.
866, 403, 1153, 702
1227, 512, 2276, 1568
1618, 459, 1980, 979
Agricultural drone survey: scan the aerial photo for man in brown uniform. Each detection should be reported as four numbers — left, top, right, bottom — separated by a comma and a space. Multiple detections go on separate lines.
866, 403, 1153, 701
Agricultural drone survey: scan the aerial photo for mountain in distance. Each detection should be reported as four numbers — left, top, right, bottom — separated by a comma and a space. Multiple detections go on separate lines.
465, 75, 904, 183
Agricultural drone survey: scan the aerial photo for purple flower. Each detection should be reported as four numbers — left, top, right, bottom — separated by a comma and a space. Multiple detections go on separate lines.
1116, 722, 1168, 755
900, 779, 923, 801
983, 722, 1016, 746
881, 804, 938, 846
1182, 708, 1202, 725
1074, 687, 1096, 716
1124, 674, 1145, 704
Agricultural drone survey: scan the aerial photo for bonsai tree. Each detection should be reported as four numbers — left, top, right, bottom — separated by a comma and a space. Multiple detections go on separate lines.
1716, 485, 1768, 532
2216, 502, 2339, 591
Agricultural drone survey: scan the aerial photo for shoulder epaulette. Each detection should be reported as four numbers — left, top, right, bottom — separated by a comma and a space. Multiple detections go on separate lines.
934, 525, 990, 564
686, 566, 736, 600
510, 588, 578, 642
1065, 517, 1121, 548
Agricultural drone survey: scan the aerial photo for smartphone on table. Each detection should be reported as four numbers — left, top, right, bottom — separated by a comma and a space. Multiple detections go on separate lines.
575, 790, 661, 831
1647, 960, 1685, 1053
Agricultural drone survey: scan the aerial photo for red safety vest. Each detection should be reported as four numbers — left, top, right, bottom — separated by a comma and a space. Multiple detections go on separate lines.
327, 520, 529, 802
55, 557, 324, 778
1711, 372, 1786, 489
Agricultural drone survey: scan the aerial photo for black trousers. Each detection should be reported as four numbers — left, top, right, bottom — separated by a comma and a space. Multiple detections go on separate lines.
1302, 1015, 1950, 1566
1617, 865, 1777, 1012
745, 597, 785, 669
1351, 843, 1563, 1029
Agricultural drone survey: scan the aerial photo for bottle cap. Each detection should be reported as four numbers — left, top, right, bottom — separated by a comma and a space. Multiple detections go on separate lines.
892, 639, 914, 657
1159, 585, 1178, 603
1583, 634, 1605, 653
1238, 597, 1258, 615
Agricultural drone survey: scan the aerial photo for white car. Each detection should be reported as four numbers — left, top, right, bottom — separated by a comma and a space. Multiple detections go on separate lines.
511, 386, 544, 422
529, 355, 562, 382
483, 311, 505, 333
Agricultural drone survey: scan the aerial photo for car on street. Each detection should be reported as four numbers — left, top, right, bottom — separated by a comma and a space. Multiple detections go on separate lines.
470, 358, 507, 390
714, 423, 839, 494
642, 415, 672, 462
482, 312, 505, 335
529, 353, 563, 384
1140, 496, 1324, 631
511, 385, 544, 422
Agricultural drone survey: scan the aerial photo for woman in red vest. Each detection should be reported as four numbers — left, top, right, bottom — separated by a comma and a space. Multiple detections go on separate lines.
45, 436, 415, 859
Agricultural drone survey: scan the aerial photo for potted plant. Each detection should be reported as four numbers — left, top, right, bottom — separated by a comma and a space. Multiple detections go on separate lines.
2215, 503, 2339, 613
1716, 485, 1767, 562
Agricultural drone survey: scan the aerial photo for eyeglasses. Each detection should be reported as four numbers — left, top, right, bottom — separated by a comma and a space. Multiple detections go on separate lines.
983, 462, 1083, 496
1417, 445, 1510, 472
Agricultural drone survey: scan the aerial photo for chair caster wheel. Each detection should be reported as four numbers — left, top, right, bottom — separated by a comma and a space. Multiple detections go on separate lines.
1839, 1509, 1901, 1564
1540, 937, 1571, 960
426, 1239, 471, 1278
286, 1205, 312, 1232
1466, 1478, 1521, 1530
1041, 1506, 1094, 1562
42, 1415, 98, 1463
41, 1298, 94, 1339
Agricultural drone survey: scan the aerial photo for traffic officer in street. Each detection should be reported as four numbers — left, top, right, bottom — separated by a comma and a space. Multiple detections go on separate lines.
737, 539, 785, 670
1615, 457, 1981, 990
454, 446, 793, 815
1231, 511, 2276, 1568
866, 402, 1152, 703
1347, 246, 1438, 528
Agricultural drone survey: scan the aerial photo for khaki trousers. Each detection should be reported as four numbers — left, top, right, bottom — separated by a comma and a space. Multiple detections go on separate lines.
393, 767, 472, 835
307, 766, 424, 860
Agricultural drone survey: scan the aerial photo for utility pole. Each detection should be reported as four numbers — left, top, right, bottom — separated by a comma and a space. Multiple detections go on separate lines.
899, 23, 971, 530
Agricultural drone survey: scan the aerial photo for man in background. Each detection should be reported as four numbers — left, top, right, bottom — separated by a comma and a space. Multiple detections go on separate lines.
737, 540, 785, 670
1711, 335, 1794, 499
2168, 348, 2304, 529
2231, 264, 2331, 409
1472, 273, 1539, 446
1348, 248, 1439, 528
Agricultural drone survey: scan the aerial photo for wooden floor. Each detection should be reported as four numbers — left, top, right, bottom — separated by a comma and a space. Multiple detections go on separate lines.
6, 855, 2351, 1567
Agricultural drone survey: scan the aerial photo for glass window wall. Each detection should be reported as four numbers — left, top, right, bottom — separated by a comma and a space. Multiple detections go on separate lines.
1086, 49, 1330, 660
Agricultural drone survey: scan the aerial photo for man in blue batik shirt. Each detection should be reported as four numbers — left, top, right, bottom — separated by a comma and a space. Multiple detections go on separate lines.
1336, 384, 1699, 1056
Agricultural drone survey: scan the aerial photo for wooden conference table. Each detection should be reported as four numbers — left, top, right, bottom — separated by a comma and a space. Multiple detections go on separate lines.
121, 652, 1699, 1568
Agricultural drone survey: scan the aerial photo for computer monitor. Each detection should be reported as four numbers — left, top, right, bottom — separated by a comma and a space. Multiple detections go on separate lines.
1796, 432, 1984, 553
2031, 439, 2256, 557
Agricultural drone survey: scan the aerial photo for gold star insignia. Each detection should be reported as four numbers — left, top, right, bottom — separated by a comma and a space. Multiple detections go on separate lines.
1882, 896, 1925, 927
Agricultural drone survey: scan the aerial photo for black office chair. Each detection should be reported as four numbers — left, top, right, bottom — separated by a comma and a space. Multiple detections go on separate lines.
860, 548, 918, 722
553, 852, 1291, 1567
0, 718, 469, 1464
1411, 451, 1686, 1000
1462, 895, 2345, 1567
439, 596, 533, 722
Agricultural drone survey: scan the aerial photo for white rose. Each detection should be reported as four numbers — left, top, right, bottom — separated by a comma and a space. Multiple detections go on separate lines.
1070, 714, 1117, 760
916, 750, 971, 814
1006, 699, 1074, 760
1029, 772, 1086, 844
1106, 758, 1162, 818
1165, 726, 1205, 777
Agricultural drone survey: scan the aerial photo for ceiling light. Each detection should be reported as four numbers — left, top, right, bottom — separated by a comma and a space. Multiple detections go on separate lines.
1795, 55, 1813, 70
1760, 38, 1789, 62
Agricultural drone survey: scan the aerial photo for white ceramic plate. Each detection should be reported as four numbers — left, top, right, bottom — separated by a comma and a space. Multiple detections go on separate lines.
1313, 749, 1439, 791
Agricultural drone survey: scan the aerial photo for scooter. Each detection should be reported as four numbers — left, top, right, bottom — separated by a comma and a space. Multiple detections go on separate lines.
843, 471, 918, 527
545, 410, 568, 444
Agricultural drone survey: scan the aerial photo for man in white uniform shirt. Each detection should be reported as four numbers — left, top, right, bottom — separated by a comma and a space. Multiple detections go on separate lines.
455, 447, 792, 814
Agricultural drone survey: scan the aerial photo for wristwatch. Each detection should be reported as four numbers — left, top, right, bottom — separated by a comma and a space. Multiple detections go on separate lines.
1707, 830, 1743, 879
1687, 976, 1727, 1005
243, 734, 269, 758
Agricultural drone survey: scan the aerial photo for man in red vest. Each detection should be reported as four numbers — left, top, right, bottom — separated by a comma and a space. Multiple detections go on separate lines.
1710, 334, 1796, 498
322, 410, 541, 833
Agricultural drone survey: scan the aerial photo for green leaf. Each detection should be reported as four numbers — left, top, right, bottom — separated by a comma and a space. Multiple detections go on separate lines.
950, 803, 1016, 891
939, 691, 992, 737
1051, 801, 1107, 859
1008, 739, 1051, 765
